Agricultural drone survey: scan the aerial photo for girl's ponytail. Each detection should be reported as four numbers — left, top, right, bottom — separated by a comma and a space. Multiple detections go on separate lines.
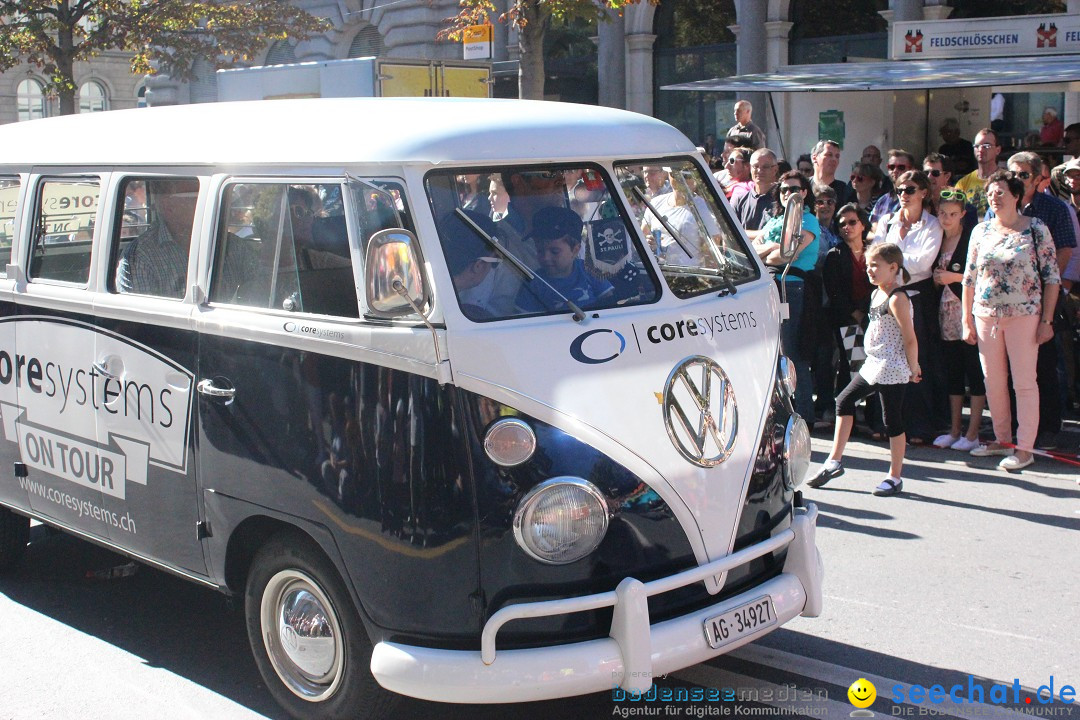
900, 265, 911, 283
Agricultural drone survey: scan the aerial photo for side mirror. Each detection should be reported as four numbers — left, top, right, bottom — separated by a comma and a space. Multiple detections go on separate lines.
779, 193, 804, 261
365, 228, 429, 318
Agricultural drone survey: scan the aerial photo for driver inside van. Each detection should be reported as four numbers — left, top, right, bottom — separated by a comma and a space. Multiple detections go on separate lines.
443, 209, 501, 319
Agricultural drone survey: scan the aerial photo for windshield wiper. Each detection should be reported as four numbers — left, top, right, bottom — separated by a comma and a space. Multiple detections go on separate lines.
454, 208, 586, 322
632, 186, 697, 261
632, 186, 737, 297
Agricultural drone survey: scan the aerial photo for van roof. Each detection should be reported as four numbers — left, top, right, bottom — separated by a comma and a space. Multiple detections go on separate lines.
0, 97, 696, 167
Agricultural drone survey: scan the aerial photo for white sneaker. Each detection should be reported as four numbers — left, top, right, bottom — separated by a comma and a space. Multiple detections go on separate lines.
950, 436, 980, 452
998, 454, 1034, 472
970, 443, 1011, 457
933, 433, 960, 449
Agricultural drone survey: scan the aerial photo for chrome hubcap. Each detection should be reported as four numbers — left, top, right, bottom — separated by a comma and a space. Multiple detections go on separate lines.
261, 569, 344, 701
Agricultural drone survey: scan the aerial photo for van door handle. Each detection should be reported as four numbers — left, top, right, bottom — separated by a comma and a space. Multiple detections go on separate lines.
93, 361, 118, 379
197, 379, 236, 400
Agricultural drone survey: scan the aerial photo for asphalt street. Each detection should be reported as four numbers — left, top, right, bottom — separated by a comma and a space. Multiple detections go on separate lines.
0, 429, 1077, 720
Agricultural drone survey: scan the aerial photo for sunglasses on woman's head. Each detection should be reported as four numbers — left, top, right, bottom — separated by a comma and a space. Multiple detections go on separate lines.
939, 189, 966, 201
896, 185, 918, 196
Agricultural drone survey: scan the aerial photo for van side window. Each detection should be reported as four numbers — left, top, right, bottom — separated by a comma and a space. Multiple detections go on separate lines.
111, 177, 199, 299
0, 177, 21, 277
28, 178, 99, 284
210, 182, 359, 319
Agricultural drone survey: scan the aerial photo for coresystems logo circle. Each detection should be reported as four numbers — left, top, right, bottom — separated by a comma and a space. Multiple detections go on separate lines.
283, 322, 297, 332
570, 328, 626, 365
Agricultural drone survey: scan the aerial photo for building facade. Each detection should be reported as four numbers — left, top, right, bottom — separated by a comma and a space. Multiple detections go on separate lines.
0, 0, 1076, 150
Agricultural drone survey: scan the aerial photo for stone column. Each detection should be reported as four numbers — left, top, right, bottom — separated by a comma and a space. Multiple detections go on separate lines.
732, 0, 767, 136
891, 0, 923, 22
625, 33, 656, 116
760, 21, 793, 155
596, 7, 626, 109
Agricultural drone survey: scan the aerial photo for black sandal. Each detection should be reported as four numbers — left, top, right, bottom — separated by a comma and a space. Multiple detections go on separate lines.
873, 478, 903, 496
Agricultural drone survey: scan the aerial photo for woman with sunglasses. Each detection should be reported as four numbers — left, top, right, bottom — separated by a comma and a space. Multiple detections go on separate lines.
849, 163, 883, 217
822, 204, 884, 435
873, 169, 944, 446
931, 190, 986, 451
754, 170, 821, 422
962, 171, 1060, 471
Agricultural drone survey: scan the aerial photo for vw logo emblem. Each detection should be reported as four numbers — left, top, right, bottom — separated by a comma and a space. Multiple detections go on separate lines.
662, 355, 738, 468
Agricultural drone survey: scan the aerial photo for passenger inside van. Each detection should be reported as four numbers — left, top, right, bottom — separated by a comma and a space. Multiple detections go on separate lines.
516, 206, 614, 313
114, 178, 199, 298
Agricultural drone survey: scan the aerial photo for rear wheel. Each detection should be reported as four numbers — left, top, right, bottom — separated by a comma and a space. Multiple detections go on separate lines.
244, 531, 397, 720
0, 507, 29, 572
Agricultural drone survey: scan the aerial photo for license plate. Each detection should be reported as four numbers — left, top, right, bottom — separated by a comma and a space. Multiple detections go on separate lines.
703, 596, 777, 649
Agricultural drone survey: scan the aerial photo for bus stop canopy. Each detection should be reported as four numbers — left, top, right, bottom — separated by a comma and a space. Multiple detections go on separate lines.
663, 54, 1080, 93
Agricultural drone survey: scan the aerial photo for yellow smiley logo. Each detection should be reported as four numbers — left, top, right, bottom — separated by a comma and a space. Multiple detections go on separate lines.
848, 678, 877, 709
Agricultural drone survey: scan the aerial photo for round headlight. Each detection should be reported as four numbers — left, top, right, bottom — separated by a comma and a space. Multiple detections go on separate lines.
784, 415, 811, 488
513, 478, 609, 565
484, 418, 536, 467
779, 356, 797, 398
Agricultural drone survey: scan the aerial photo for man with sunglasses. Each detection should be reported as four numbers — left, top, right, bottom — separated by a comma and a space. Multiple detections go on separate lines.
954, 128, 1001, 218
734, 148, 779, 237
924, 153, 978, 228
811, 140, 853, 210
985, 152, 1077, 447
869, 149, 916, 228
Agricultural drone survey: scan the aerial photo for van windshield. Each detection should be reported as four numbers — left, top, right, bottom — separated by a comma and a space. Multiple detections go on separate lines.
614, 159, 759, 298
425, 167, 660, 321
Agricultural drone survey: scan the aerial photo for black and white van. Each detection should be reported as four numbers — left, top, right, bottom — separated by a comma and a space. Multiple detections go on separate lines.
0, 98, 821, 719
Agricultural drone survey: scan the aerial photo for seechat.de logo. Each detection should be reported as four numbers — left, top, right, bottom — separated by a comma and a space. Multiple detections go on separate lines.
570, 328, 626, 365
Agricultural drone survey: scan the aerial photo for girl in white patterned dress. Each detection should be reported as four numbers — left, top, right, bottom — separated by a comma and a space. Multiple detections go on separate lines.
808, 243, 922, 496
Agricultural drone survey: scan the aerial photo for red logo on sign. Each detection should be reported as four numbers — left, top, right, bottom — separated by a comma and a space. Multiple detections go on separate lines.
1037, 23, 1057, 48
905, 30, 924, 53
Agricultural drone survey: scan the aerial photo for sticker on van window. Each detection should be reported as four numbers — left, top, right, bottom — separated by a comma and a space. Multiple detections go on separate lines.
0, 318, 193, 499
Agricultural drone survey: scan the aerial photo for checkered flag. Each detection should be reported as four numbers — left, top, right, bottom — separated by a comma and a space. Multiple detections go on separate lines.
840, 324, 866, 370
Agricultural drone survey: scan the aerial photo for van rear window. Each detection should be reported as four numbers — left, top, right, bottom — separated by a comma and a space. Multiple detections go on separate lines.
29, 177, 99, 285
210, 182, 359, 319
425, 167, 660, 321
0, 177, 20, 277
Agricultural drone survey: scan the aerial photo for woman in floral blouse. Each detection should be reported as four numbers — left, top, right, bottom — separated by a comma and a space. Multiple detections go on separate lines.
962, 171, 1060, 472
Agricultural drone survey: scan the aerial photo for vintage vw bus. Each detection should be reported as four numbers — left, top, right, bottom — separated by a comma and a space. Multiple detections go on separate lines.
0, 98, 821, 719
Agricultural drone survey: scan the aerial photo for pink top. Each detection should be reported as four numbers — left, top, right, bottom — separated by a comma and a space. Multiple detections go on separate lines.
962, 218, 1060, 318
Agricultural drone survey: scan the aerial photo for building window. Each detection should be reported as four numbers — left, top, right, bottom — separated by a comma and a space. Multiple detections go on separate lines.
348, 26, 385, 58
17, 79, 47, 122
79, 80, 108, 113
265, 40, 297, 65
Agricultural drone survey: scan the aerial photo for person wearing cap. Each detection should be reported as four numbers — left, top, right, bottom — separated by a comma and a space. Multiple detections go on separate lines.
441, 209, 501, 319
516, 206, 613, 314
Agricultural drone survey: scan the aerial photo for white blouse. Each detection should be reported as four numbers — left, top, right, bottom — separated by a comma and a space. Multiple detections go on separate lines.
873, 209, 943, 285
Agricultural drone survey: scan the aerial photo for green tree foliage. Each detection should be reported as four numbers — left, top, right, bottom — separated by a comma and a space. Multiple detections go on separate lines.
0, 0, 327, 115
439, 0, 653, 100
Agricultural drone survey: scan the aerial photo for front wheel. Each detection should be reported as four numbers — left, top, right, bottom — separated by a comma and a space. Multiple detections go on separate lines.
0, 507, 30, 572
245, 532, 397, 720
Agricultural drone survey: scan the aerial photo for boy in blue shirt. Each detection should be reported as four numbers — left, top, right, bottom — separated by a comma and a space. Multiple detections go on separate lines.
516, 206, 614, 313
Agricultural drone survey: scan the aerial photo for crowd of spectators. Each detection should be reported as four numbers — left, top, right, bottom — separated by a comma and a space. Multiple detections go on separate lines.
704, 102, 1080, 477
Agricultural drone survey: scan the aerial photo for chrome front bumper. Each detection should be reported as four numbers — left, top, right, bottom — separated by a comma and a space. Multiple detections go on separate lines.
369, 503, 823, 704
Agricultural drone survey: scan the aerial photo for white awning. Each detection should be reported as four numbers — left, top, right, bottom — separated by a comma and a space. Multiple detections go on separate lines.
663, 54, 1080, 93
